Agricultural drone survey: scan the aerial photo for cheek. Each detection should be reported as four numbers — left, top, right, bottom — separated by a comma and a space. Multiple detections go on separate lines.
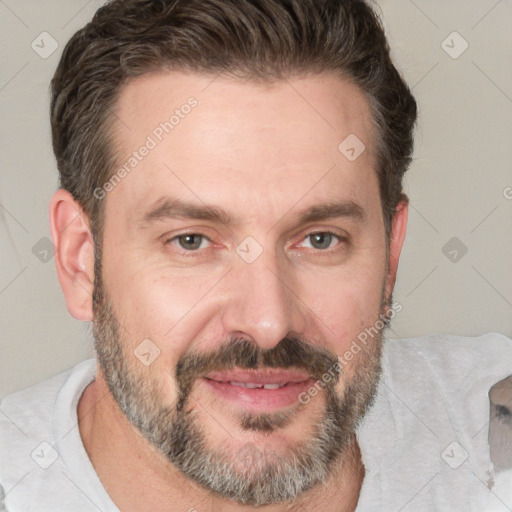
101, 254, 223, 359
296, 258, 386, 351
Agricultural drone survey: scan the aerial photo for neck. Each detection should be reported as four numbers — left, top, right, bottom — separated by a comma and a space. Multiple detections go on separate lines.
78, 371, 365, 512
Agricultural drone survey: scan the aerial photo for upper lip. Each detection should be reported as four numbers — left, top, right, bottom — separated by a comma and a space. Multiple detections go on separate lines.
203, 369, 312, 385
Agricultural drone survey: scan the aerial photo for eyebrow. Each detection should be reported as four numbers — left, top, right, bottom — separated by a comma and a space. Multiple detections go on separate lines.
139, 197, 365, 228
140, 198, 232, 227
296, 202, 365, 224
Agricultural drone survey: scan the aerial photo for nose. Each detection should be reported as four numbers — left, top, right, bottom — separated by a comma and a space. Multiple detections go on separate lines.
220, 250, 305, 350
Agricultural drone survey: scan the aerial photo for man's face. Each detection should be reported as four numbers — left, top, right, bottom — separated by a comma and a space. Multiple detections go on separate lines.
93, 71, 394, 505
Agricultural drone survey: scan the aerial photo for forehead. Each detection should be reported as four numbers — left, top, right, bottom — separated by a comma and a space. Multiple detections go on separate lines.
106, 70, 379, 226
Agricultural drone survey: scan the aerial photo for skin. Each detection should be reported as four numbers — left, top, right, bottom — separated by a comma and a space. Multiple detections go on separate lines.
49, 71, 408, 511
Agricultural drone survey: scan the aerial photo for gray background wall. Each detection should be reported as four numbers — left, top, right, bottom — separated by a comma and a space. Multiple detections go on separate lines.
1, 0, 511, 399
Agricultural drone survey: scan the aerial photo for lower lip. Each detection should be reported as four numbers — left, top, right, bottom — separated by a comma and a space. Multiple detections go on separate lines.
201, 378, 315, 412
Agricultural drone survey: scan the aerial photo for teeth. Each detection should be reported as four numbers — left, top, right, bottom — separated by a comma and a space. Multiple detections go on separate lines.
244, 382, 260, 389
229, 381, 286, 389
263, 383, 282, 390
229, 381, 259, 388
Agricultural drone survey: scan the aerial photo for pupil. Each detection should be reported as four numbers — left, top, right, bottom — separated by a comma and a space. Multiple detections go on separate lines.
311, 233, 331, 249
180, 235, 201, 250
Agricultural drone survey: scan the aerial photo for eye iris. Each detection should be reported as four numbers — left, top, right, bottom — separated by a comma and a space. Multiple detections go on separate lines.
178, 234, 202, 250
310, 233, 332, 249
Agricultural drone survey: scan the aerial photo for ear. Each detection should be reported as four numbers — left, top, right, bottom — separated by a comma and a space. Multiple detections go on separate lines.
384, 197, 408, 300
49, 189, 95, 321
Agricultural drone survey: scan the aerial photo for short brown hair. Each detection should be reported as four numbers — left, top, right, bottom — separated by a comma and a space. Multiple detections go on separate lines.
50, 0, 417, 238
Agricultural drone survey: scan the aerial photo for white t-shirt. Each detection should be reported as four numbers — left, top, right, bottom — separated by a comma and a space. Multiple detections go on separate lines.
1, 333, 511, 512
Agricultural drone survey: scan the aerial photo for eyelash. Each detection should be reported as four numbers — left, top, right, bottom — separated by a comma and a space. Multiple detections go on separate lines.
164, 230, 346, 254
297, 231, 343, 250
166, 233, 212, 253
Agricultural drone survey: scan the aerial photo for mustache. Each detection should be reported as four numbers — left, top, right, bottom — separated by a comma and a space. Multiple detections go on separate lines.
174, 334, 340, 405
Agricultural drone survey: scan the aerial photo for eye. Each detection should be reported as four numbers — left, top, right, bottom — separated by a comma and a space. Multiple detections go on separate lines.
300, 232, 340, 250
169, 234, 210, 251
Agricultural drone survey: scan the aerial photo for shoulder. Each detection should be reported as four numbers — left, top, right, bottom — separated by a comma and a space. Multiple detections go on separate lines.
378, 332, 512, 436
0, 367, 73, 437
0, 359, 96, 510
382, 332, 512, 386
384, 331, 512, 359
358, 333, 512, 511
0, 359, 94, 443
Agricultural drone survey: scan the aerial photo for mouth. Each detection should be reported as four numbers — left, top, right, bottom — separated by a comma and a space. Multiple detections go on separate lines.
201, 369, 316, 412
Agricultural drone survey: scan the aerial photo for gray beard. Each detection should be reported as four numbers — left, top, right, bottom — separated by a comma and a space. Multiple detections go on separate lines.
92, 281, 384, 506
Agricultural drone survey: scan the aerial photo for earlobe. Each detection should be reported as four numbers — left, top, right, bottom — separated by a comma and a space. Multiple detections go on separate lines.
384, 197, 409, 300
49, 189, 95, 321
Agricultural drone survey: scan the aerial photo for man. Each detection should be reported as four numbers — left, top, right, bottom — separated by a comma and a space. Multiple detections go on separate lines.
1, 0, 511, 511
